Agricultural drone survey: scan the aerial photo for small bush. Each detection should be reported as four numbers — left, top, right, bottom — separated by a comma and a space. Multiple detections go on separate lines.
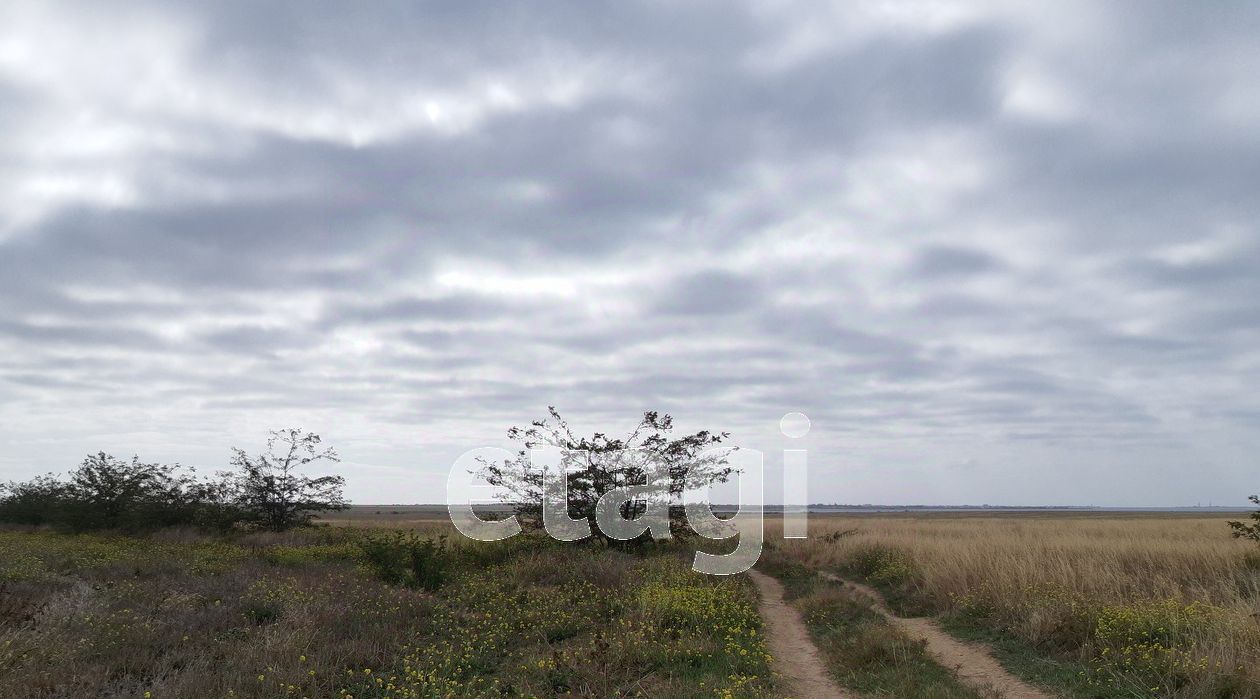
846, 543, 919, 586
359, 531, 449, 591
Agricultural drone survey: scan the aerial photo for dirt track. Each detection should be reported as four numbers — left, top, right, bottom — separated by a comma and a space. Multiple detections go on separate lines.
818, 572, 1055, 699
747, 570, 853, 698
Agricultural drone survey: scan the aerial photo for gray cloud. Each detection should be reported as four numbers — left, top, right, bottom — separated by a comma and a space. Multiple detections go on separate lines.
910, 245, 1003, 278
0, 1, 1257, 506
655, 270, 762, 316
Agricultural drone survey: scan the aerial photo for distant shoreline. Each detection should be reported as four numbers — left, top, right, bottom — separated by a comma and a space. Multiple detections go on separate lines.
334, 504, 1255, 514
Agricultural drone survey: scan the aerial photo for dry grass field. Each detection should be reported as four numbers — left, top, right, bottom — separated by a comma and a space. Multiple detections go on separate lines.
4, 511, 1260, 698
767, 513, 1260, 697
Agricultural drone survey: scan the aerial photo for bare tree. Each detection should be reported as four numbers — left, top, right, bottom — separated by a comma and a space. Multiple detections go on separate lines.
477, 408, 734, 547
230, 429, 347, 530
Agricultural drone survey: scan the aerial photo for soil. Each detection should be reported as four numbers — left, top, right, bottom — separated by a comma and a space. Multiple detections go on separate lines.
818, 572, 1056, 699
747, 569, 854, 698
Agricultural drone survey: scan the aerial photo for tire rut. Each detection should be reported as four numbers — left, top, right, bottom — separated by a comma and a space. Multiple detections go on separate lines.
747, 569, 853, 699
817, 572, 1056, 699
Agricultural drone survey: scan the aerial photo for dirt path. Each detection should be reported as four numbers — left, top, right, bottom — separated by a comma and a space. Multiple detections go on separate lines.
818, 572, 1055, 699
747, 570, 853, 699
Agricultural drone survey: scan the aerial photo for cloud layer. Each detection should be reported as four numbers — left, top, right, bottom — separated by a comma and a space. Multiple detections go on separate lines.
1, 0, 1257, 505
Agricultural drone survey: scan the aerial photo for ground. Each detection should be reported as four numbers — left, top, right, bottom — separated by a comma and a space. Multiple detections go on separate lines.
0, 524, 771, 698
2, 511, 1258, 698
761, 512, 1260, 698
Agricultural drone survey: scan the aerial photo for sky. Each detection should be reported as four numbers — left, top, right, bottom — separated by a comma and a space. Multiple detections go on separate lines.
1, 1, 1258, 506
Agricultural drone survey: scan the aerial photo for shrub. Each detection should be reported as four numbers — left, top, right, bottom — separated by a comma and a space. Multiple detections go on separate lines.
241, 599, 282, 626
0, 475, 70, 526
847, 543, 919, 586
0, 428, 347, 533
0, 455, 241, 532
359, 531, 450, 591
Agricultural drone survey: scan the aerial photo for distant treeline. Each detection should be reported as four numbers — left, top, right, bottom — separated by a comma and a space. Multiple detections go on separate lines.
0, 428, 347, 532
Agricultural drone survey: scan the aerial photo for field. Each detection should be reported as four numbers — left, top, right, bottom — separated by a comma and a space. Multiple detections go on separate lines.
765, 513, 1260, 697
2, 512, 1259, 698
0, 524, 772, 698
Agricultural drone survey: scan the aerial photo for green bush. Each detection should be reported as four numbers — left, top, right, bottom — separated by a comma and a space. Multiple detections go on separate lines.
359, 531, 449, 591
847, 543, 919, 586
0, 454, 241, 532
0, 429, 347, 534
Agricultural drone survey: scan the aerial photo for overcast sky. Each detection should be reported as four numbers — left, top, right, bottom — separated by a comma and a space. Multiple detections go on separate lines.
1, 1, 1257, 506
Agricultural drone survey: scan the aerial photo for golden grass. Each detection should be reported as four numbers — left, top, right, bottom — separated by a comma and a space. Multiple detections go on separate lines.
767, 514, 1260, 696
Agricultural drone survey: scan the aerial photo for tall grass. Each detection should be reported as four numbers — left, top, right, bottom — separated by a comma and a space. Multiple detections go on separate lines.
769, 514, 1260, 696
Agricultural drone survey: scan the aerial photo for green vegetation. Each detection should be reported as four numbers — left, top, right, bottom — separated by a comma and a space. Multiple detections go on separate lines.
1228, 495, 1260, 542
0, 526, 775, 698
358, 531, 451, 591
936, 617, 1104, 698
0, 428, 347, 533
839, 542, 931, 616
757, 552, 982, 698
946, 581, 1255, 697
0, 453, 241, 532
776, 516, 1260, 698
478, 407, 735, 549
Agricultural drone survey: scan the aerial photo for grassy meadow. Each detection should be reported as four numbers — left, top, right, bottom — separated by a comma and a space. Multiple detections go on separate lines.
0, 522, 772, 699
766, 513, 1260, 698
3, 511, 1260, 698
